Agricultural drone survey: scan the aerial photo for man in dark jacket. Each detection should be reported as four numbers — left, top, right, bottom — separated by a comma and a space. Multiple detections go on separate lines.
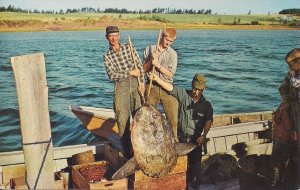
150, 72, 213, 189
269, 48, 300, 189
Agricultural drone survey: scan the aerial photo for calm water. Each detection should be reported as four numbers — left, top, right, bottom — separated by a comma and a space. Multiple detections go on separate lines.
0, 30, 299, 152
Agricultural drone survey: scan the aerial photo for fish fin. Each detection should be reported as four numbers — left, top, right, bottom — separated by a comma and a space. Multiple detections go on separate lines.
111, 157, 139, 180
176, 143, 196, 156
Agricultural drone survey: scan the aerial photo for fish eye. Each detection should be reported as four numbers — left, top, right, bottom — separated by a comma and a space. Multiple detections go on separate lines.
152, 112, 157, 119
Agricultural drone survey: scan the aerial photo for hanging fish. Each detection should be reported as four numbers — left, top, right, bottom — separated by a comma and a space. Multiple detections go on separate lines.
112, 105, 196, 179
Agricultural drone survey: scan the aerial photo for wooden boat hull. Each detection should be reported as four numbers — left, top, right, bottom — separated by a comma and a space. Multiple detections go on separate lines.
70, 105, 273, 155
70, 105, 119, 138
70, 105, 272, 137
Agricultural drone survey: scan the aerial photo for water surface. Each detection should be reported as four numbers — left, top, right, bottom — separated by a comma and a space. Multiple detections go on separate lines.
0, 30, 299, 152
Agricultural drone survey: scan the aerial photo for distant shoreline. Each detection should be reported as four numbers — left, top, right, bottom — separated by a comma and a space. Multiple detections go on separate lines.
1, 21, 298, 32
1, 26, 299, 33
1, 12, 299, 32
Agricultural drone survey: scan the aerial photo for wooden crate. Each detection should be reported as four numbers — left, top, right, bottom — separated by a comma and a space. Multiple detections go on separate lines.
10, 173, 64, 189
130, 172, 186, 190
105, 143, 187, 180
2, 164, 25, 185
72, 161, 128, 189
104, 143, 187, 189
128, 157, 187, 190
131, 156, 187, 182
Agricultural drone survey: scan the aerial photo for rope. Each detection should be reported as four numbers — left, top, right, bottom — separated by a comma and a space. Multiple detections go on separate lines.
22, 137, 52, 189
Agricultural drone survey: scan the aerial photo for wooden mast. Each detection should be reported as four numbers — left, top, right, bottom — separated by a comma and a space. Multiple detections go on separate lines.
11, 52, 55, 189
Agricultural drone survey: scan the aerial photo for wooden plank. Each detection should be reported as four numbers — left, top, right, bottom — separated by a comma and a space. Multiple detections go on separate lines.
208, 121, 269, 138
54, 159, 68, 172
131, 172, 186, 190
225, 135, 238, 151
237, 134, 250, 143
70, 105, 118, 137
11, 52, 54, 189
207, 139, 217, 155
213, 137, 227, 153
2, 164, 25, 185
0, 183, 10, 190
0, 167, 2, 184
248, 133, 256, 141
11, 174, 64, 189
54, 143, 104, 159
149, 172, 186, 190
0, 143, 104, 166
134, 156, 187, 182
262, 112, 272, 120
233, 115, 261, 124
213, 111, 272, 126
213, 115, 232, 126
247, 143, 273, 155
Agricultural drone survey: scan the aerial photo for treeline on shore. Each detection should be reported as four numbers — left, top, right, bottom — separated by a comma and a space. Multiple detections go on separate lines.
0, 5, 212, 15
1, 5, 299, 16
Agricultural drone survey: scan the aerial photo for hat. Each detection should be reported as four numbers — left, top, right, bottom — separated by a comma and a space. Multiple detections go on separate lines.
106, 26, 119, 35
285, 48, 300, 65
192, 73, 206, 90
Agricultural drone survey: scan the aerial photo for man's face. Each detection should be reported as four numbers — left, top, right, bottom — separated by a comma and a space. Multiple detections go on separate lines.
192, 86, 203, 98
161, 35, 174, 49
106, 32, 120, 46
289, 58, 300, 71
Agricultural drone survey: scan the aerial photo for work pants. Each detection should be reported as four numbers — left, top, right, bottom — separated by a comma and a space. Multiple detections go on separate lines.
114, 77, 142, 159
270, 140, 298, 189
147, 84, 179, 141
291, 102, 300, 186
179, 135, 203, 188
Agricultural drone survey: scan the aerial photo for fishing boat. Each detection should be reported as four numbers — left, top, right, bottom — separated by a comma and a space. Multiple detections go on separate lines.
0, 106, 274, 189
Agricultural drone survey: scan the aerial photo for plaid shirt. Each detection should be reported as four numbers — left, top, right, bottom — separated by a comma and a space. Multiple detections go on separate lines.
103, 43, 145, 83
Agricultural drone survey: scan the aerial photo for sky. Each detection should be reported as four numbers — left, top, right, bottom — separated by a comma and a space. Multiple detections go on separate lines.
0, 0, 299, 14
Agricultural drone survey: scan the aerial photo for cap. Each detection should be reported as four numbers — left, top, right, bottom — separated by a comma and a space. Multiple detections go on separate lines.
285, 48, 300, 71
106, 26, 119, 35
192, 73, 206, 90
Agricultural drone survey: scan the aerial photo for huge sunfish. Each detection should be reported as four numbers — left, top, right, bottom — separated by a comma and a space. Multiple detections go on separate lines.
112, 105, 196, 179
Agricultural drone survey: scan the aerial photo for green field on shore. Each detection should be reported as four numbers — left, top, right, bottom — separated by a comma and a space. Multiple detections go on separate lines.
0, 12, 297, 25
1, 12, 299, 32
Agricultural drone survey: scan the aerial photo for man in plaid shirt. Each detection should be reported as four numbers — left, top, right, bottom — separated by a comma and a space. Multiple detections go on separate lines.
103, 26, 145, 159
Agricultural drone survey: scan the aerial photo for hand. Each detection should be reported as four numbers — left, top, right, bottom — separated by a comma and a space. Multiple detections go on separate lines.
129, 68, 140, 78
148, 72, 158, 81
196, 135, 206, 146
151, 50, 158, 60
152, 59, 161, 69
138, 83, 145, 94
